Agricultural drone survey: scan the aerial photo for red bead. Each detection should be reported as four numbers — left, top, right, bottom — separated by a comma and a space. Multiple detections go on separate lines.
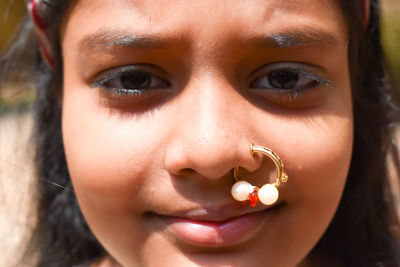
249, 188, 259, 207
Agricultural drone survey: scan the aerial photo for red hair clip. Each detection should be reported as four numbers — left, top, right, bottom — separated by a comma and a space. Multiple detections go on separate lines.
27, 0, 54, 68
361, 0, 370, 28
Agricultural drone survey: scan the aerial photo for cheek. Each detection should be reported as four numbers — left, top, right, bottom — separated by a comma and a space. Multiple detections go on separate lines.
261, 110, 353, 260
273, 72, 353, 210
283, 113, 353, 203
61, 88, 170, 258
62, 104, 167, 204
62, 81, 168, 191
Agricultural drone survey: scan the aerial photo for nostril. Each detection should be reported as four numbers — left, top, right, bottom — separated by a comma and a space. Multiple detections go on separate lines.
164, 137, 264, 180
177, 168, 196, 176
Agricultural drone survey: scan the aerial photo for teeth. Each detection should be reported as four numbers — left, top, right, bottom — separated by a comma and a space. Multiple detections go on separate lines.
186, 209, 208, 217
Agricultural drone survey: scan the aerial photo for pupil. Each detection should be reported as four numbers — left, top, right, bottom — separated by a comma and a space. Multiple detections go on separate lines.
121, 72, 151, 89
268, 71, 299, 89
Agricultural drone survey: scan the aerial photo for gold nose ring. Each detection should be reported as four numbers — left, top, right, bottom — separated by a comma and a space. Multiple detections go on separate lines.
231, 144, 288, 207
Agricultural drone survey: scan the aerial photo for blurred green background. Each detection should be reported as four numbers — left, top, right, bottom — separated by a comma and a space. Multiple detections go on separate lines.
0, 0, 399, 101
0, 0, 26, 54
382, 0, 400, 85
0, 0, 30, 112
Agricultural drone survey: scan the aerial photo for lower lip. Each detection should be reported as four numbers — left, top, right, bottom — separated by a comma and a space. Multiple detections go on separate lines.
160, 211, 266, 247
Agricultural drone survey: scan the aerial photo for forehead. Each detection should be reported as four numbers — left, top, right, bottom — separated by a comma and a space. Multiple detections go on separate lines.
62, 0, 347, 46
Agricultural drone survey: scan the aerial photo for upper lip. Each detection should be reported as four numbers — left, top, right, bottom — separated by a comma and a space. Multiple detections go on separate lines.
153, 201, 281, 222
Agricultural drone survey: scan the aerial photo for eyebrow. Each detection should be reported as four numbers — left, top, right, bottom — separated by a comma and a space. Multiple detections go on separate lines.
78, 30, 181, 55
251, 27, 339, 48
78, 26, 339, 55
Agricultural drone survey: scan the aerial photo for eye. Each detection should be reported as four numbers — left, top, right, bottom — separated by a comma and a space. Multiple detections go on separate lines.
249, 63, 331, 92
251, 69, 313, 90
248, 63, 332, 108
92, 66, 171, 95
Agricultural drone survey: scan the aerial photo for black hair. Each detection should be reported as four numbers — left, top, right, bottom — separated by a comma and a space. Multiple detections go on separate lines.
1, 0, 399, 266
311, 1, 400, 266
1, 1, 105, 266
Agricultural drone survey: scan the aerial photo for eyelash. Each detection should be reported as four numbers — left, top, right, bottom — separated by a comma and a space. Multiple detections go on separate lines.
91, 67, 170, 96
91, 64, 331, 98
248, 63, 332, 100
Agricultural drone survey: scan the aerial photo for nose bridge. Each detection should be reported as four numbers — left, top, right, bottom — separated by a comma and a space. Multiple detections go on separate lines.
164, 74, 261, 179
191, 77, 238, 148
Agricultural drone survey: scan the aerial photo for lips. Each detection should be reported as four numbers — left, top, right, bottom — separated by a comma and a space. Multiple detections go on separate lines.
155, 203, 278, 248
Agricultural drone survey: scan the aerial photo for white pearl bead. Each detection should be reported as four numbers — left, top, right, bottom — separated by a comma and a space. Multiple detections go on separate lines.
231, 181, 252, 201
258, 184, 279, 205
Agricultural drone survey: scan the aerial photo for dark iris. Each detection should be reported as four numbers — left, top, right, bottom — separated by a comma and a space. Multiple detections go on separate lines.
268, 70, 299, 89
120, 72, 151, 89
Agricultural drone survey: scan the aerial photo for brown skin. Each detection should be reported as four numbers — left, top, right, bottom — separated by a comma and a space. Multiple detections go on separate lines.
61, 0, 353, 266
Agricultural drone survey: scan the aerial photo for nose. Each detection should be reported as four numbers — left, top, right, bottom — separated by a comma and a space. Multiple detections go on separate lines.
164, 76, 262, 180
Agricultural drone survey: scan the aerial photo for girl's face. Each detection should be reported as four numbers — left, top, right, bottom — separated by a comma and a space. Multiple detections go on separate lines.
61, 0, 353, 266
